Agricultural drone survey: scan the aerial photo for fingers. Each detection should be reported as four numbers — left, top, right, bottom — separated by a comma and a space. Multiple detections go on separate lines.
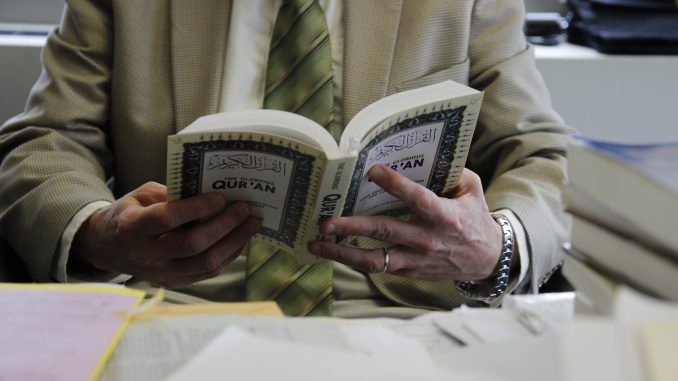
129, 182, 169, 206
310, 240, 467, 281
173, 216, 260, 271
367, 164, 444, 221
308, 241, 454, 279
156, 202, 253, 258
147, 217, 260, 288
309, 242, 390, 274
449, 169, 485, 199
367, 164, 486, 222
135, 192, 228, 235
320, 214, 441, 253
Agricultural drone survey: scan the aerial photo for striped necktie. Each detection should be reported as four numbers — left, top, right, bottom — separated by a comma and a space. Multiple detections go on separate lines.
245, 0, 337, 317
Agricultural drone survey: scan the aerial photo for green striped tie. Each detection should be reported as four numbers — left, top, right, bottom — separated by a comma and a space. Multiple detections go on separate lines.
245, 0, 337, 317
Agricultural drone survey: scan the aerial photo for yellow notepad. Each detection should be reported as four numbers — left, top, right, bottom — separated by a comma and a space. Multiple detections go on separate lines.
132, 300, 284, 320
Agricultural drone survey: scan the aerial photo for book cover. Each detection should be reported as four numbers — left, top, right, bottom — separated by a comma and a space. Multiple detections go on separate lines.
167, 80, 482, 262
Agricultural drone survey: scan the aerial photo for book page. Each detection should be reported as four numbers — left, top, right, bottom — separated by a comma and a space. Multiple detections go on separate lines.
0, 284, 144, 381
353, 118, 446, 215
343, 96, 480, 217
167, 132, 327, 253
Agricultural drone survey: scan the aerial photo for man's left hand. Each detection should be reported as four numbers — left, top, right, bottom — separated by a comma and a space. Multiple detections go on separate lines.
308, 164, 504, 281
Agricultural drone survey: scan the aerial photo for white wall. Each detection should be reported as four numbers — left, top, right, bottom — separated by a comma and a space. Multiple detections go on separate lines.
0, 39, 44, 124
534, 44, 678, 144
0, 0, 61, 124
0, 0, 63, 23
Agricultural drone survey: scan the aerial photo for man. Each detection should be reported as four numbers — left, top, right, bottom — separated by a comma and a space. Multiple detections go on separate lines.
0, 0, 572, 317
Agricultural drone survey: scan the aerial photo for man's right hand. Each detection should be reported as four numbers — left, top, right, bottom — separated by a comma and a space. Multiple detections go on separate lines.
71, 182, 261, 288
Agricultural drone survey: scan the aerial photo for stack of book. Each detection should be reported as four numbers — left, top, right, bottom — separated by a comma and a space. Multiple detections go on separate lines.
562, 136, 678, 313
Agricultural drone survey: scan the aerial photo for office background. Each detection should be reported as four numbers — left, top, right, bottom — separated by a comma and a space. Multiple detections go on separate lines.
1, 0, 677, 143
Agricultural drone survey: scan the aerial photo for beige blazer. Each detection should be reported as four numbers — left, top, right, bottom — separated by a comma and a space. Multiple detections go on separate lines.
0, 0, 573, 309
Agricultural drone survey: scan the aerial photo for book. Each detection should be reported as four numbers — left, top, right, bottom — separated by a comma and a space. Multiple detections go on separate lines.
568, 215, 678, 301
562, 246, 619, 314
565, 136, 678, 258
166, 80, 482, 262
0, 283, 144, 381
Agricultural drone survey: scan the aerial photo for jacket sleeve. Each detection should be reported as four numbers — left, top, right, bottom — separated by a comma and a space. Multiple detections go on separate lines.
468, 0, 575, 291
0, 0, 115, 281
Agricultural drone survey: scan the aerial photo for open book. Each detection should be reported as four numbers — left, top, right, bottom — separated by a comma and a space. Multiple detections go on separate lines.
167, 80, 482, 262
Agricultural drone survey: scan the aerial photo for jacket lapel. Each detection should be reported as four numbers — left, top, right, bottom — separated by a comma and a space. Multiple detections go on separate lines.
170, 0, 232, 131
342, 0, 403, 124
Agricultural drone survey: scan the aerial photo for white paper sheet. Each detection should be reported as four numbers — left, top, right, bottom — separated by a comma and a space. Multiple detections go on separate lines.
167, 326, 502, 381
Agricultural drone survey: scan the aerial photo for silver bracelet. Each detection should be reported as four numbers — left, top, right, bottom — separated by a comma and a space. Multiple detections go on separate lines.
456, 212, 514, 303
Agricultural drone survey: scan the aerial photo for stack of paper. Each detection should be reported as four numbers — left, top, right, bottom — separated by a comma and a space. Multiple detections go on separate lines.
102, 311, 512, 381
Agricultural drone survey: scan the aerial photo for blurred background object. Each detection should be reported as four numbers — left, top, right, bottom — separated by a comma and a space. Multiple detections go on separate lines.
524, 0, 569, 14
524, 0, 569, 46
525, 12, 569, 46
0, 0, 63, 24
567, 0, 678, 54
0, 0, 61, 124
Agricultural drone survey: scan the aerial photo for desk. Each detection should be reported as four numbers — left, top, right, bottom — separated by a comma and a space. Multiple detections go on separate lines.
95, 289, 677, 381
99, 293, 575, 381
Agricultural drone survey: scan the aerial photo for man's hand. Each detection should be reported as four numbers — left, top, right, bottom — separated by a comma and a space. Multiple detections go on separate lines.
308, 164, 506, 281
71, 182, 261, 288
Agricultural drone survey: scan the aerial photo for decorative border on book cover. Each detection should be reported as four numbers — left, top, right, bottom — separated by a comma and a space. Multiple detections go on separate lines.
178, 137, 316, 246
342, 106, 465, 217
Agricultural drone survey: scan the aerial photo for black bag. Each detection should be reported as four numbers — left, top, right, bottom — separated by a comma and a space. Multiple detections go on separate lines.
567, 0, 678, 54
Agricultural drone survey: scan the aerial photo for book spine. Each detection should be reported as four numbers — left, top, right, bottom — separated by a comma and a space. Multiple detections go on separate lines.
443, 93, 482, 195
298, 154, 357, 263
166, 136, 184, 201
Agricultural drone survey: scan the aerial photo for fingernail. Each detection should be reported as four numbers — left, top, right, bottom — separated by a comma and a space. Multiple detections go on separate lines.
238, 202, 251, 217
248, 217, 262, 231
308, 242, 321, 254
323, 223, 336, 234
214, 192, 228, 207
368, 165, 384, 181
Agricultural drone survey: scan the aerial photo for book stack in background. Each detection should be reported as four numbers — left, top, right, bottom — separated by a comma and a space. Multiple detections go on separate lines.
562, 136, 678, 314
